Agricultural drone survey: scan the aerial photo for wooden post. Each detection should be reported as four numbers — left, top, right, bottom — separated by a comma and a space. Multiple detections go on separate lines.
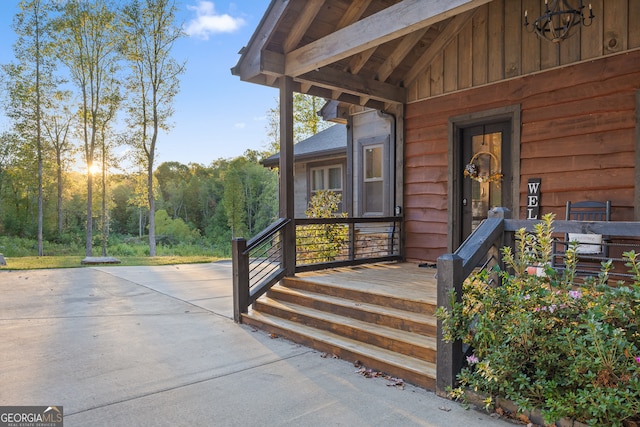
436, 253, 463, 397
488, 207, 511, 270
280, 76, 296, 276
232, 238, 249, 323
348, 223, 355, 260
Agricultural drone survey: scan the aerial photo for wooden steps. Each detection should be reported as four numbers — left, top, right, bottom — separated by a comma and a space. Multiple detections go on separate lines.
241, 263, 438, 390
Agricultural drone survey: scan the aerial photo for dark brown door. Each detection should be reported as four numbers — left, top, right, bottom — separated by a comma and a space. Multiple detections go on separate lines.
460, 121, 512, 243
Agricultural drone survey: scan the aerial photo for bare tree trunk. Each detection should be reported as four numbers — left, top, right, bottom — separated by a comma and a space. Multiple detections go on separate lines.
101, 160, 107, 256
86, 173, 93, 257
57, 154, 63, 233
148, 166, 156, 256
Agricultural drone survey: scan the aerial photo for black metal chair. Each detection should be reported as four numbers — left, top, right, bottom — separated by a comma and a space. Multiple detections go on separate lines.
552, 200, 611, 276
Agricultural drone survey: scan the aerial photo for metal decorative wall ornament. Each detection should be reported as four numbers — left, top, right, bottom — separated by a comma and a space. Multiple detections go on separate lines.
524, 0, 594, 44
463, 151, 503, 184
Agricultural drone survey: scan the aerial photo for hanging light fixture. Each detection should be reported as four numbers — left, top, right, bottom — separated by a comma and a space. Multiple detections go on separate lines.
524, 0, 594, 44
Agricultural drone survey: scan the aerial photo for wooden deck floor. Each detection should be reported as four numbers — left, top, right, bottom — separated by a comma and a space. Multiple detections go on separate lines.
295, 262, 438, 306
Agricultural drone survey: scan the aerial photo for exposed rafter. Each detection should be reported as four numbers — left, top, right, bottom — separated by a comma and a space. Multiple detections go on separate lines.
297, 68, 406, 104
232, 0, 489, 107
284, 0, 491, 77
283, 0, 325, 53
358, 27, 429, 105
335, 0, 374, 31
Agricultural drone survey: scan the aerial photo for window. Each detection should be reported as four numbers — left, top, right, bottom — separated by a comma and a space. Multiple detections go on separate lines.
363, 144, 384, 214
311, 165, 343, 195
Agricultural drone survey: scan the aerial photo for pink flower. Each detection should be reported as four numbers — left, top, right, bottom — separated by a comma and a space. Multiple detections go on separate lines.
467, 355, 479, 365
635, 356, 640, 364
569, 290, 582, 299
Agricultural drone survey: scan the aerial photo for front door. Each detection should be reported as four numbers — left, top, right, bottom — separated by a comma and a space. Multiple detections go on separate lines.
460, 122, 512, 244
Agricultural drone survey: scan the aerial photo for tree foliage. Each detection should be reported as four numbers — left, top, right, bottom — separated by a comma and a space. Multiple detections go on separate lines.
55, 0, 121, 256
120, 0, 185, 256
264, 93, 332, 154
0, 3, 328, 258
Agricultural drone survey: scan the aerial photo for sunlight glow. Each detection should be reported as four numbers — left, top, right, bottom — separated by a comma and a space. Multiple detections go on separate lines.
88, 163, 101, 175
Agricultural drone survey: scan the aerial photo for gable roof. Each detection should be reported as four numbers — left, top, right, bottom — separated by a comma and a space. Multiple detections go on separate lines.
261, 124, 347, 168
231, 0, 489, 109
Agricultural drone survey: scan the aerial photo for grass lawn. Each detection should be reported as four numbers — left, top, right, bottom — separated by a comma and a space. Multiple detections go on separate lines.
0, 255, 224, 270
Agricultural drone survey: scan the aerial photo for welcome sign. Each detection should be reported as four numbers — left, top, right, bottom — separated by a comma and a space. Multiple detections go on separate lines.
527, 178, 541, 220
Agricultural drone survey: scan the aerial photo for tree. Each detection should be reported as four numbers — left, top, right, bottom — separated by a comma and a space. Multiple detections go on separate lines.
222, 167, 246, 239
264, 94, 332, 153
121, 0, 185, 257
42, 90, 74, 235
0, 132, 19, 232
55, 0, 120, 256
4, 0, 58, 255
155, 161, 191, 220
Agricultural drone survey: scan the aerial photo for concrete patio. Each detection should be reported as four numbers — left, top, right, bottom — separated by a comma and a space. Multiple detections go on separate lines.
0, 262, 511, 426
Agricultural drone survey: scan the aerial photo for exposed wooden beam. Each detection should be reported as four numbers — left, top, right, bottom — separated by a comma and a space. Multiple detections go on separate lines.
261, 49, 285, 75
403, 9, 477, 88
358, 27, 428, 105
297, 67, 406, 104
334, 1, 376, 102
348, 47, 377, 74
377, 28, 429, 82
232, 0, 289, 80
285, 0, 491, 77
336, 0, 373, 30
283, 0, 325, 53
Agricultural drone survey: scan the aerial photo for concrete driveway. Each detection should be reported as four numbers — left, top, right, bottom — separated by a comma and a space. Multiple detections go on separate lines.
0, 262, 511, 426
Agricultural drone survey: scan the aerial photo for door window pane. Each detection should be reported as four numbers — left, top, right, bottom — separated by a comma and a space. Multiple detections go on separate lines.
470, 131, 502, 231
365, 146, 383, 179
363, 144, 384, 214
365, 181, 383, 212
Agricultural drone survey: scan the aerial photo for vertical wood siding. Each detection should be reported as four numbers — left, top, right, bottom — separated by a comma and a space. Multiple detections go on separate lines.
407, 0, 640, 102
404, 49, 640, 263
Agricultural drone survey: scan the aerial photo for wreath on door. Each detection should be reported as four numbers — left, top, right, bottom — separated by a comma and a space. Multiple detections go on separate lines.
463, 151, 503, 184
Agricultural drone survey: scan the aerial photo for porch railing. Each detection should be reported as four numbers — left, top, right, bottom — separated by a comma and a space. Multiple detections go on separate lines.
232, 216, 402, 322
436, 207, 640, 396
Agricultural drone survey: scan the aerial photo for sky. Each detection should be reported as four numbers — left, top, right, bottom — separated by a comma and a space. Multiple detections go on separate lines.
0, 1, 278, 167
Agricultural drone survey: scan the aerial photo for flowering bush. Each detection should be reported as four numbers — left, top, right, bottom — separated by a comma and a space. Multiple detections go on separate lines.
436, 214, 640, 426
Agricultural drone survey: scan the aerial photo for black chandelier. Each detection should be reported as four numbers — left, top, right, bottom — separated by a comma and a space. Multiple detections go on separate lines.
524, 0, 595, 43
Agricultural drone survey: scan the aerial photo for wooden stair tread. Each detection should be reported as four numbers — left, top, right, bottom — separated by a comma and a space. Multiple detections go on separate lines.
269, 284, 437, 328
258, 296, 436, 350
292, 263, 437, 304
284, 276, 436, 310
243, 310, 437, 379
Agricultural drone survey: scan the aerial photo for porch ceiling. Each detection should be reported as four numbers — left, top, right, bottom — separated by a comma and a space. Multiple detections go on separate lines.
231, 0, 491, 109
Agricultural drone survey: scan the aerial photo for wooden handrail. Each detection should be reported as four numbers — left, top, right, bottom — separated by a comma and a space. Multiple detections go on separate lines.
232, 216, 403, 323
243, 217, 291, 255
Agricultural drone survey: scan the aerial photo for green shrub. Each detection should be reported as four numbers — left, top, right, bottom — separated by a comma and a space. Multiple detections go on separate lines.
296, 191, 348, 264
436, 214, 640, 426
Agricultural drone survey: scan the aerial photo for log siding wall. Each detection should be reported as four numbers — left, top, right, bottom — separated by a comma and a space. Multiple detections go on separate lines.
404, 49, 640, 263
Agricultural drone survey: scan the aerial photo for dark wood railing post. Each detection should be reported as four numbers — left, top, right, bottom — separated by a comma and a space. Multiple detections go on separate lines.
488, 207, 511, 270
436, 253, 464, 397
232, 238, 249, 323
349, 222, 356, 260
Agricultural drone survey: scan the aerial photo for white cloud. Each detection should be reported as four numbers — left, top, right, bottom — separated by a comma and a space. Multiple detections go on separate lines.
234, 122, 246, 129
185, 1, 246, 40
